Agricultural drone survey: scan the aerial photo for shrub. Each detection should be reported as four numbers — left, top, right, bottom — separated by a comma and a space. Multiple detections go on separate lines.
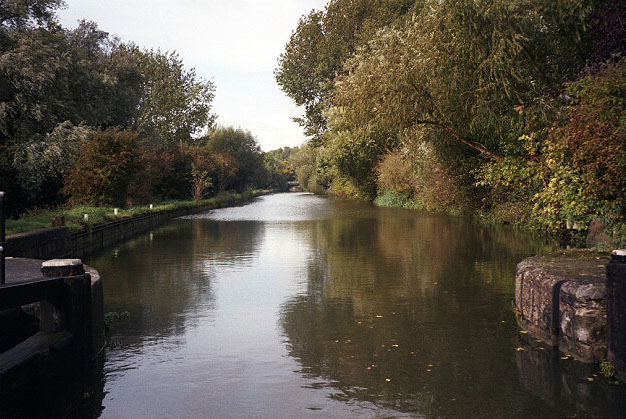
127, 146, 193, 205
376, 150, 415, 198
533, 59, 626, 237
63, 128, 142, 207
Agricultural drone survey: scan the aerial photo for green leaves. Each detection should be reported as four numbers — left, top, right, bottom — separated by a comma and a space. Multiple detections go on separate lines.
127, 47, 216, 150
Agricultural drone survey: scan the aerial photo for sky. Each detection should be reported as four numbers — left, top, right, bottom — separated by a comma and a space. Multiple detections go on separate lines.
58, 0, 328, 152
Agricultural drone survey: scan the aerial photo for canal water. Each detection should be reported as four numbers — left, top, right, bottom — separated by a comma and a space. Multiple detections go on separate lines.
81, 193, 625, 418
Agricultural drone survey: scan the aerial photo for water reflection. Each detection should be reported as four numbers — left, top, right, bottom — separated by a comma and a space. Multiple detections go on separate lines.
280, 212, 562, 418
515, 334, 626, 418
64, 193, 625, 418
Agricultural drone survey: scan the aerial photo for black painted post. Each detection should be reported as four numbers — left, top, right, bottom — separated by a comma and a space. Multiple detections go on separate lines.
607, 249, 626, 382
0, 191, 5, 285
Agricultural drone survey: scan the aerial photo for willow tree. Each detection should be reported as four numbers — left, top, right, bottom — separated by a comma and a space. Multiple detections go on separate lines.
275, 0, 418, 142
321, 0, 594, 197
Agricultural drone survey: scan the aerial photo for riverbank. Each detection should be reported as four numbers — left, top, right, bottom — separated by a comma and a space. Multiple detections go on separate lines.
6, 190, 272, 260
372, 190, 624, 251
6, 190, 271, 236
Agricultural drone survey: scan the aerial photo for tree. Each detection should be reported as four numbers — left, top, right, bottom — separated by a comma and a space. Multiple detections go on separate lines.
275, 0, 417, 142
127, 47, 216, 150
206, 126, 266, 191
310, 0, 595, 199
265, 147, 297, 191
0, 0, 63, 33
63, 128, 142, 207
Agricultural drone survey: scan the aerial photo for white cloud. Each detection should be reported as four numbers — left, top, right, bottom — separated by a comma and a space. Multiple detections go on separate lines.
58, 0, 327, 151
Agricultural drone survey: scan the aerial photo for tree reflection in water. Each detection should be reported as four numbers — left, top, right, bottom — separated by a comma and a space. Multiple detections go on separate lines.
279, 212, 578, 418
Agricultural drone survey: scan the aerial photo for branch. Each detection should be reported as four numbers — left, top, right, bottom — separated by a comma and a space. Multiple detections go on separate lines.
412, 119, 503, 161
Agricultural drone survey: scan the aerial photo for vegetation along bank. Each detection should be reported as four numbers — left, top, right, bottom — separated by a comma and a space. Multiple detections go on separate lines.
1, 1, 298, 230
277, 0, 626, 247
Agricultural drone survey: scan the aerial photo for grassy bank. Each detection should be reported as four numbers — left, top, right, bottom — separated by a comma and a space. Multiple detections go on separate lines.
6, 190, 271, 236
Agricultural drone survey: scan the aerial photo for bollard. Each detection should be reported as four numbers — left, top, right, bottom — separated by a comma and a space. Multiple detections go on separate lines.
607, 249, 626, 382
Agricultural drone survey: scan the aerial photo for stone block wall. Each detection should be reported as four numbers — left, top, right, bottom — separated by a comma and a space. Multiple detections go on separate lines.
6, 227, 72, 259
515, 252, 609, 363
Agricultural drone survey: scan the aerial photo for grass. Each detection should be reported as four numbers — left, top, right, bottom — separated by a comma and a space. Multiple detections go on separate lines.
6, 189, 271, 236
373, 190, 423, 210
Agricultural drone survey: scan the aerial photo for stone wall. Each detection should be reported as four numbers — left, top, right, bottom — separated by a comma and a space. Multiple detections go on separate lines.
6, 227, 72, 259
6, 192, 268, 260
515, 252, 609, 362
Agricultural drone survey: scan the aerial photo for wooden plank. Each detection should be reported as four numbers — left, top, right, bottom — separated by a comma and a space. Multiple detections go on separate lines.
0, 331, 72, 375
0, 277, 65, 310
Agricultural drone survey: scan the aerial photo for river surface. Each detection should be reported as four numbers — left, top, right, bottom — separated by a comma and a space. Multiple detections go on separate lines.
80, 193, 624, 418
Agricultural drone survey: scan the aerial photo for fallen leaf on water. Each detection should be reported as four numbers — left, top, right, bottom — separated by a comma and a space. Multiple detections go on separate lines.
392, 344, 399, 348
386, 378, 391, 382
520, 330, 529, 334
561, 356, 569, 360
426, 369, 432, 372
587, 377, 594, 382
376, 315, 383, 318
516, 347, 525, 352
428, 364, 434, 367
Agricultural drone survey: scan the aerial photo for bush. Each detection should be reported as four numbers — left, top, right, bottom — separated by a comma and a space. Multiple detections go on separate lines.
128, 146, 193, 205
533, 59, 626, 236
376, 150, 415, 198
63, 128, 142, 207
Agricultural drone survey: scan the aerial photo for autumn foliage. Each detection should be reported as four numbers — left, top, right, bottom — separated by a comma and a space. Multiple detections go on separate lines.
63, 128, 141, 207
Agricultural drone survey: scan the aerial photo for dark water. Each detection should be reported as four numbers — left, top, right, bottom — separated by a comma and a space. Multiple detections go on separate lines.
80, 193, 624, 418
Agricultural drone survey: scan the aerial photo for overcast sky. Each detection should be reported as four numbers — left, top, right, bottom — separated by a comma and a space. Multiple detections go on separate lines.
58, 0, 328, 151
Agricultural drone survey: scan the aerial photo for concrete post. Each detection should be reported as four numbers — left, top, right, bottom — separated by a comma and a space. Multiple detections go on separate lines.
607, 249, 626, 382
41, 259, 85, 278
